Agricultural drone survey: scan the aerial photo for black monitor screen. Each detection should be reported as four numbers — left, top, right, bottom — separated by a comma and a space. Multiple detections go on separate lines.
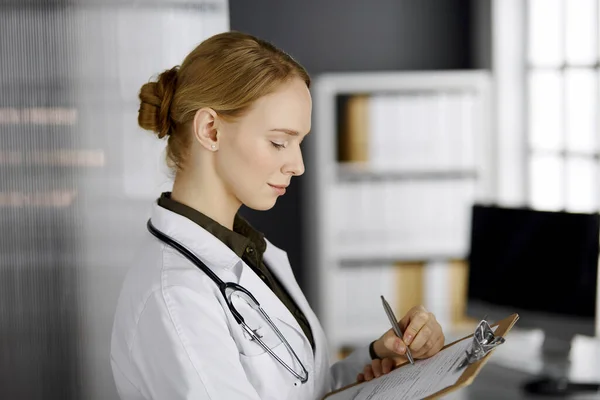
467, 205, 600, 319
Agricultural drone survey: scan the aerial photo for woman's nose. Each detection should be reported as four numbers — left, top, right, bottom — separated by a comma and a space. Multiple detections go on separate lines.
284, 146, 305, 176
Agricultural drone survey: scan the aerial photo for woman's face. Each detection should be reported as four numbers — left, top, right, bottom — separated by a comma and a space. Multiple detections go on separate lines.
215, 77, 311, 211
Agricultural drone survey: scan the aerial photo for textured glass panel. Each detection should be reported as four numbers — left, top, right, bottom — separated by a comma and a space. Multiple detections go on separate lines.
0, 2, 229, 400
530, 153, 564, 211
0, 7, 83, 400
529, 70, 563, 151
566, 156, 597, 212
565, 69, 597, 153
566, 0, 597, 65
528, 0, 564, 67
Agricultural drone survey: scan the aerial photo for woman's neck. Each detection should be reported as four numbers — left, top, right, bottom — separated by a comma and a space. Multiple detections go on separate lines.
170, 168, 240, 230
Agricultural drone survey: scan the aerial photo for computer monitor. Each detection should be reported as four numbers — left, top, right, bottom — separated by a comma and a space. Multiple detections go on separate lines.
466, 204, 599, 342
465, 204, 600, 394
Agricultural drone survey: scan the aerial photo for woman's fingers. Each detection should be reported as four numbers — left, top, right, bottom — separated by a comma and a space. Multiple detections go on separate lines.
402, 310, 431, 346
421, 334, 445, 358
408, 324, 432, 355
407, 318, 445, 358
382, 357, 394, 374
371, 359, 383, 378
357, 358, 397, 382
381, 331, 408, 357
363, 364, 374, 381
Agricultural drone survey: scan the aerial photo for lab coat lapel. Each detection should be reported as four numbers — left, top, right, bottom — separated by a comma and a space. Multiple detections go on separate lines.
261, 242, 317, 352
262, 243, 312, 328
237, 257, 303, 339
235, 244, 321, 395
262, 241, 328, 386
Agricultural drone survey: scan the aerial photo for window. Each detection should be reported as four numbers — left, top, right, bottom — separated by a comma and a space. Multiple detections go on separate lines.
527, 0, 599, 212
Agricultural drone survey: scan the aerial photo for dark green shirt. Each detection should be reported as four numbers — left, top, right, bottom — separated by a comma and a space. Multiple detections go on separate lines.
157, 192, 315, 351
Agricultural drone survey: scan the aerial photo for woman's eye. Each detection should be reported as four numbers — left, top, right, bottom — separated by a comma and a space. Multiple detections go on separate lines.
270, 141, 285, 150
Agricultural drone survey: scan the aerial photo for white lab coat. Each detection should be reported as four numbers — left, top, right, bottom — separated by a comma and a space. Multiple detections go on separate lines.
110, 203, 372, 400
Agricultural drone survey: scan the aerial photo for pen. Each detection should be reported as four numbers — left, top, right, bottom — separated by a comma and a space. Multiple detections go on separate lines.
381, 295, 415, 365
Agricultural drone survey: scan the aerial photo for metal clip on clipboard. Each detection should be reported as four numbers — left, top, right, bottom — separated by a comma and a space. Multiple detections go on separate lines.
458, 317, 506, 369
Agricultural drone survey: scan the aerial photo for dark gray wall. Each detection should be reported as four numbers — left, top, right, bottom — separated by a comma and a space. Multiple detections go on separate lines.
230, 0, 484, 289
230, 0, 473, 73
471, 0, 492, 70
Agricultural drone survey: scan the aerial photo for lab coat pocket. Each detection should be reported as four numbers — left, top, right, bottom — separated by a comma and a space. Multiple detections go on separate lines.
235, 312, 312, 400
239, 351, 295, 400
238, 326, 303, 400
272, 316, 313, 379
241, 316, 312, 399
231, 299, 285, 357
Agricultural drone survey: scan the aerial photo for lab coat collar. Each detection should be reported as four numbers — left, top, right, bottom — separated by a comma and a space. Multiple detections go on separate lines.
150, 202, 240, 270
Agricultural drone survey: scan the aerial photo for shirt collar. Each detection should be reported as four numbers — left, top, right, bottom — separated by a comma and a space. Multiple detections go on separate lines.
157, 192, 266, 259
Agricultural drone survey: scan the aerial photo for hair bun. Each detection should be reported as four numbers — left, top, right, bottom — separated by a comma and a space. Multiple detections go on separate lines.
138, 66, 179, 138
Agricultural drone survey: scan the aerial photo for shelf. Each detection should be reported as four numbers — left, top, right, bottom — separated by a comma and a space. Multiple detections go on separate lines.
337, 163, 478, 182
334, 241, 467, 264
337, 254, 465, 267
308, 71, 494, 361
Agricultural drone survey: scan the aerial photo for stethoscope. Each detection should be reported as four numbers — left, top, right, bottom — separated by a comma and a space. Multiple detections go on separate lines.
146, 219, 309, 384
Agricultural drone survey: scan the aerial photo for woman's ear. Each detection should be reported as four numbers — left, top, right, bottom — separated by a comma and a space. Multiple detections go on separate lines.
192, 107, 219, 151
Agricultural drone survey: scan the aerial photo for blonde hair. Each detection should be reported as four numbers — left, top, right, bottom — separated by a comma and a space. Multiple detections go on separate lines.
137, 31, 311, 171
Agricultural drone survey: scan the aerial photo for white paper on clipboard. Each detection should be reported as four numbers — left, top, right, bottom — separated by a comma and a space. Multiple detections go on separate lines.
326, 325, 502, 400
327, 338, 472, 400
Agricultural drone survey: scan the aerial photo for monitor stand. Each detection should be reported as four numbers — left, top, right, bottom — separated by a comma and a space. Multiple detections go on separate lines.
521, 335, 600, 396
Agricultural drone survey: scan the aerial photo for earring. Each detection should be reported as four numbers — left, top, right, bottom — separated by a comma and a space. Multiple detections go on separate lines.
211, 144, 216, 150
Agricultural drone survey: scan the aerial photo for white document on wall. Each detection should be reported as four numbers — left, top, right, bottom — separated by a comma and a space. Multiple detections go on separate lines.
325, 338, 472, 400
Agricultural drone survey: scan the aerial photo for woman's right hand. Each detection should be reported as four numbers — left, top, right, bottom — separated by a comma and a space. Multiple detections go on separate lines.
356, 358, 397, 382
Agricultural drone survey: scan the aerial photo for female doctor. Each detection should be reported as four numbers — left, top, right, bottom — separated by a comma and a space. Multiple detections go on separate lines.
110, 31, 445, 400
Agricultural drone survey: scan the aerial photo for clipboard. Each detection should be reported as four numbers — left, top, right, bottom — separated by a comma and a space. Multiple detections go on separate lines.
323, 313, 519, 400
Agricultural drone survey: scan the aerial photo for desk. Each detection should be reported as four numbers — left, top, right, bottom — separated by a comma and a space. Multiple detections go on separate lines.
438, 326, 600, 399
442, 363, 600, 400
